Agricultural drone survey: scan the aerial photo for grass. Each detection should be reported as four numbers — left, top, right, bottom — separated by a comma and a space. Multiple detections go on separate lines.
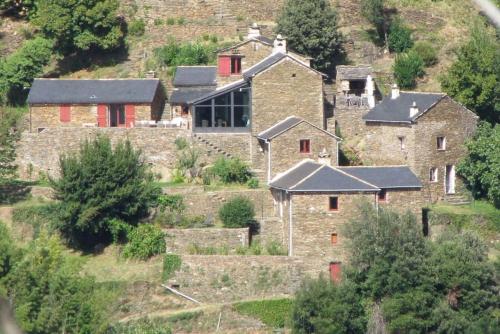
233, 298, 293, 328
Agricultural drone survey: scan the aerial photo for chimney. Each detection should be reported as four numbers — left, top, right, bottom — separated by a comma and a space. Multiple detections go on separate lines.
410, 101, 419, 117
365, 75, 375, 108
273, 34, 287, 54
318, 148, 331, 166
247, 23, 261, 39
145, 70, 156, 78
391, 84, 400, 99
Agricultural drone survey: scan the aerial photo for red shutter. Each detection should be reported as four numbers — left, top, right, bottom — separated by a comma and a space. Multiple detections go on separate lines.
97, 104, 107, 127
59, 104, 71, 123
218, 56, 231, 77
330, 262, 342, 283
125, 104, 135, 128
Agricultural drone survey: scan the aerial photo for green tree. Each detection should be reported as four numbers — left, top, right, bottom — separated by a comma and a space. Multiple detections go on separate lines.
123, 224, 166, 260
0, 0, 36, 17
291, 277, 367, 334
457, 122, 500, 208
387, 19, 413, 53
218, 196, 255, 228
276, 0, 345, 72
50, 135, 160, 248
361, 0, 388, 45
0, 221, 16, 280
32, 0, 123, 55
393, 50, 424, 89
440, 24, 500, 123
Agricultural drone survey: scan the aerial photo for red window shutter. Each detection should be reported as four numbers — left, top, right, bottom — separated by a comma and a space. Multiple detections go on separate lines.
125, 104, 135, 128
59, 104, 71, 122
97, 104, 107, 127
218, 56, 231, 76
330, 262, 342, 283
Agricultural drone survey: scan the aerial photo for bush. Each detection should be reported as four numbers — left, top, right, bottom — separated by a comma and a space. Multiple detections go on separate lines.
266, 240, 287, 256
129, 19, 146, 36
123, 224, 166, 260
107, 318, 172, 334
174, 137, 189, 151
234, 298, 293, 328
211, 157, 252, 184
12, 202, 61, 237
162, 254, 182, 281
0, 221, 16, 279
412, 41, 438, 66
218, 196, 255, 228
158, 194, 185, 214
154, 39, 217, 71
388, 19, 413, 53
393, 51, 424, 89
166, 18, 175, 25
247, 178, 259, 189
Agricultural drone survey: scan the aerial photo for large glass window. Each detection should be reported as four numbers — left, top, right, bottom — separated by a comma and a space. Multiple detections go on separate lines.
195, 105, 212, 128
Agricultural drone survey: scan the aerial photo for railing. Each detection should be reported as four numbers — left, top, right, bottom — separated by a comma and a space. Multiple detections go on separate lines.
336, 95, 369, 108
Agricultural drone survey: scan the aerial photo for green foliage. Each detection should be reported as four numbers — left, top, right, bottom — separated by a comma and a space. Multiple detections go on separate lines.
12, 202, 61, 236
0, 111, 19, 187
0, 0, 36, 17
440, 23, 499, 123
276, 0, 345, 72
155, 39, 217, 73
234, 298, 293, 328
123, 224, 166, 260
393, 50, 424, 89
32, 0, 124, 55
50, 135, 160, 249
176, 147, 200, 173
210, 157, 252, 184
0, 37, 53, 104
0, 221, 16, 280
128, 19, 146, 37
107, 318, 172, 334
162, 254, 181, 281
157, 194, 185, 214
291, 277, 367, 334
361, 0, 387, 42
265, 240, 287, 256
247, 177, 259, 189
187, 243, 229, 255
457, 122, 500, 207
218, 196, 255, 228
174, 137, 189, 151
412, 41, 438, 66
166, 18, 175, 25
388, 19, 413, 53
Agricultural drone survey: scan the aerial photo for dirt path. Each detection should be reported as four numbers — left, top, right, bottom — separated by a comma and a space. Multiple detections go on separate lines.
0, 298, 24, 334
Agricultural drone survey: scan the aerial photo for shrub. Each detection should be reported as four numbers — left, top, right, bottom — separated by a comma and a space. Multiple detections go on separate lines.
174, 137, 189, 151
162, 254, 182, 280
234, 298, 293, 328
247, 178, 259, 189
12, 202, 61, 237
176, 147, 200, 172
123, 224, 166, 260
177, 17, 186, 25
154, 18, 163, 26
158, 194, 185, 214
0, 221, 16, 279
266, 240, 287, 256
170, 169, 185, 184
388, 19, 413, 53
155, 39, 217, 70
211, 157, 252, 184
393, 51, 424, 89
129, 19, 146, 36
166, 18, 175, 25
107, 318, 172, 334
412, 41, 438, 66
218, 196, 255, 228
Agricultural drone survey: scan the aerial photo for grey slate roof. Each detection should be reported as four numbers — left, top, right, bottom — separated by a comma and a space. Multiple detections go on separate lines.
188, 80, 249, 104
173, 66, 217, 87
243, 52, 288, 79
336, 65, 373, 80
254, 35, 274, 45
257, 116, 340, 141
170, 88, 215, 104
270, 160, 380, 193
339, 166, 422, 189
363, 92, 445, 123
27, 79, 160, 104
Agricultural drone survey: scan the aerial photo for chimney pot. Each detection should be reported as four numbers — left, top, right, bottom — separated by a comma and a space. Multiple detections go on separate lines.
391, 84, 400, 99
410, 101, 419, 117
273, 34, 287, 53
318, 148, 331, 166
247, 23, 261, 39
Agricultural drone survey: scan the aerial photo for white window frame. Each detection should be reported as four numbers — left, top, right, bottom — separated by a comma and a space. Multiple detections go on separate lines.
398, 136, 405, 150
437, 136, 446, 151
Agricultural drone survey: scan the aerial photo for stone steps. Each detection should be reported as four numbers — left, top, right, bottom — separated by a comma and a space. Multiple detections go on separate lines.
192, 133, 233, 159
443, 194, 472, 205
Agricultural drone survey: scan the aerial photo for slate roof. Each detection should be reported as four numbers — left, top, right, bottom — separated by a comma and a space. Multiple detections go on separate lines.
363, 92, 445, 123
188, 80, 248, 104
170, 88, 215, 104
173, 66, 217, 87
254, 35, 274, 45
339, 166, 422, 189
270, 160, 380, 193
27, 79, 160, 104
336, 65, 373, 80
257, 116, 340, 141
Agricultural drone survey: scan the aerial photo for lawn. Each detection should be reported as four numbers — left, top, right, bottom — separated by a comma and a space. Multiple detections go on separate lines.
233, 298, 293, 328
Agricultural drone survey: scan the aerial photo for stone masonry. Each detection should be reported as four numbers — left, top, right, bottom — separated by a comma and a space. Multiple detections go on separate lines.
165, 228, 250, 254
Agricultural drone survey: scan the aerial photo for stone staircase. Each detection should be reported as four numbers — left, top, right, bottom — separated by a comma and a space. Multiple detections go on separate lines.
443, 193, 472, 206
192, 133, 233, 158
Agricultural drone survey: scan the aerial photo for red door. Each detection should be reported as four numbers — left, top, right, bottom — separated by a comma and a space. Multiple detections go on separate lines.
97, 104, 107, 127
218, 56, 231, 77
125, 104, 135, 128
329, 262, 341, 283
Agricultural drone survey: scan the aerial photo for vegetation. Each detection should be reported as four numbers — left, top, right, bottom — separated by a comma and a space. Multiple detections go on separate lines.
123, 224, 166, 260
412, 41, 438, 66
393, 50, 424, 89
361, 0, 388, 45
457, 122, 500, 208
440, 23, 499, 123
276, 0, 345, 72
0, 221, 16, 279
50, 136, 160, 249
107, 318, 172, 334
162, 254, 182, 281
387, 19, 413, 53
128, 19, 146, 37
154, 39, 218, 74
218, 196, 255, 228
210, 157, 252, 184
234, 298, 293, 328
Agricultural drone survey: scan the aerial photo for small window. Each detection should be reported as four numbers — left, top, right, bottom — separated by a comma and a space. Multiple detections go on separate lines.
378, 189, 387, 202
299, 139, 310, 153
398, 136, 405, 150
329, 197, 338, 211
437, 136, 446, 150
429, 168, 438, 182
331, 233, 338, 244
231, 57, 241, 74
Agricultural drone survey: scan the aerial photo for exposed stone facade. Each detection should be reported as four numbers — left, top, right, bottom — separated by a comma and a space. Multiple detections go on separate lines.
165, 228, 250, 254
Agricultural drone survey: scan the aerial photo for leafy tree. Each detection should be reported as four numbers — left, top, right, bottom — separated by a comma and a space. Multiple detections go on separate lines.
387, 18, 413, 53
440, 24, 500, 123
0, 37, 53, 104
0, 221, 17, 280
211, 157, 252, 184
457, 122, 500, 208
393, 50, 424, 89
31, 0, 124, 55
291, 277, 367, 334
0, 0, 36, 17
123, 224, 166, 260
361, 0, 388, 45
218, 196, 255, 228
276, 0, 345, 72
50, 135, 160, 248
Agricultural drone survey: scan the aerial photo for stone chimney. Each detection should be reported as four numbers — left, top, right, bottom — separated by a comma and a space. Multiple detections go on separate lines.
365, 75, 375, 108
273, 34, 287, 53
318, 148, 331, 166
410, 101, 419, 117
247, 23, 261, 39
391, 84, 400, 99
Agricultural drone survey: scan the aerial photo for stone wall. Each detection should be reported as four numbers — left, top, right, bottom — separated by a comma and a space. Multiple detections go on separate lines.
380, 188, 424, 221
165, 228, 249, 254
332, 105, 370, 139
192, 132, 253, 163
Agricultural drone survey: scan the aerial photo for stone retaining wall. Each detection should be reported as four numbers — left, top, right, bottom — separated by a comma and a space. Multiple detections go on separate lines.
165, 228, 249, 254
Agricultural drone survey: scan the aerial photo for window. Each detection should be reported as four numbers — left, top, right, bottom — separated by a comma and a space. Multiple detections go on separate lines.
109, 104, 125, 127
329, 197, 338, 211
429, 167, 438, 182
398, 136, 405, 150
331, 233, 338, 244
437, 136, 446, 150
231, 57, 241, 74
299, 139, 310, 153
378, 189, 387, 202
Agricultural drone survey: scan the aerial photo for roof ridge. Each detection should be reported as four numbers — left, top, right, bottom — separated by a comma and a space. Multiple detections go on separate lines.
289, 163, 324, 190
269, 159, 317, 184
327, 165, 380, 189
339, 165, 410, 168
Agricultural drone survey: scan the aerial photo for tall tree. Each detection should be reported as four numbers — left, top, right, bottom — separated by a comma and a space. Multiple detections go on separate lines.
440, 23, 500, 123
276, 0, 345, 73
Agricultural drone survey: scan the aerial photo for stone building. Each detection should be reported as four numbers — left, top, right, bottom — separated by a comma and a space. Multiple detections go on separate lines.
27, 79, 165, 132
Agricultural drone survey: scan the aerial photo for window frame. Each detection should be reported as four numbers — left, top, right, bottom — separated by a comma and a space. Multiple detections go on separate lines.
299, 139, 311, 154
429, 167, 438, 183
230, 56, 242, 75
378, 189, 387, 202
437, 136, 446, 151
328, 196, 339, 211
331, 232, 338, 244
397, 136, 405, 150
